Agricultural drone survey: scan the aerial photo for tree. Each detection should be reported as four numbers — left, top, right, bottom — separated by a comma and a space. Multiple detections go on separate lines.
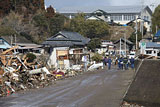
49, 13, 69, 35
91, 53, 103, 63
70, 13, 87, 36
129, 31, 142, 44
70, 13, 109, 39
87, 38, 101, 51
85, 20, 109, 39
152, 5, 160, 34
46, 5, 55, 18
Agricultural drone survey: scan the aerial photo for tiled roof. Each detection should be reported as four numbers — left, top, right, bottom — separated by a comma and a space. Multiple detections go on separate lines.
43, 31, 90, 47
155, 30, 160, 37
113, 38, 133, 45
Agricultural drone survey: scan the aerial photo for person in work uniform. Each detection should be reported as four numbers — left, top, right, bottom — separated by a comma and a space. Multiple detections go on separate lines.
118, 57, 122, 70
130, 57, 135, 69
107, 57, 112, 70
123, 57, 129, 70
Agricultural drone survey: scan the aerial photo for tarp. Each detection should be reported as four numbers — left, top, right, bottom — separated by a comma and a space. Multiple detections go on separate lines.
155, 30, 160, 37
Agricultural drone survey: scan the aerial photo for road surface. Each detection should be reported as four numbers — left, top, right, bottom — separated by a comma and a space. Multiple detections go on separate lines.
0, 67, 134, 107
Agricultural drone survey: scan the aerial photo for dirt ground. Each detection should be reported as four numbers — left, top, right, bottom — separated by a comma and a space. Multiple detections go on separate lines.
0, 66, 134, 107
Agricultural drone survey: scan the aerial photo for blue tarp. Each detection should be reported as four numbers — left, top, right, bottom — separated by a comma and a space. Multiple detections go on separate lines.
155, 30, 160, 37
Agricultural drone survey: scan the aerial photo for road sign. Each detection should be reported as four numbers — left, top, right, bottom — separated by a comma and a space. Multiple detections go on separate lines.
141, 42, 146, 48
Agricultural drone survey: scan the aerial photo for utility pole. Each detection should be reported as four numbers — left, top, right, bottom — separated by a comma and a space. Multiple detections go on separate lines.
120, 38, 121, 57
15, 34, 16, 46
156, 25, 158, 33
124, 32, 126, 57
136, 19, 138, 50
141, 0, 144, 39
11, 35, 13, 47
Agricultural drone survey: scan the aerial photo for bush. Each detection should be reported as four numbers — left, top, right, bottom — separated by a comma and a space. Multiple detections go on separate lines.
26, 53, 36, 63
91, 53, 102, 63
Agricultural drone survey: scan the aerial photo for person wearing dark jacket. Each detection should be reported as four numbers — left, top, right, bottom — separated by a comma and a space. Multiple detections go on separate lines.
123, 57, 128, 70
108, 57, 112, 70
130, 57, 135, 69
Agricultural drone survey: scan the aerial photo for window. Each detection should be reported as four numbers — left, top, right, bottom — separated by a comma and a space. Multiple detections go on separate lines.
110, 15, 122, 21
144, 16, 149, 21
124, 14, 136, 21
56, 35, 64, 38
146, 50, 152, 54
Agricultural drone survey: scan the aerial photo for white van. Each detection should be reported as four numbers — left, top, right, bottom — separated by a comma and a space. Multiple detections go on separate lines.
128, 51, 136, 59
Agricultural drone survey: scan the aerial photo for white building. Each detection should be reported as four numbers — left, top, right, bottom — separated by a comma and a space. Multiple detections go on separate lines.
140, 42, 160, 57
58, 5, 152, 31
96, 40, 115, 55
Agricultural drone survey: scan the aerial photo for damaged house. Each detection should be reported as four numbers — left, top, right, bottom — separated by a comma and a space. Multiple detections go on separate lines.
42, 31, 90, 69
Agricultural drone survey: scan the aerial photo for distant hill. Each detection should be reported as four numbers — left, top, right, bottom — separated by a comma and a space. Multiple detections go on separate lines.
0, 0, 45, 17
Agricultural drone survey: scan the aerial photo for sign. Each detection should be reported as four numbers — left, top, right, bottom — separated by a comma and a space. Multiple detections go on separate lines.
141, 42, 146, 48
141, 42, 146, 54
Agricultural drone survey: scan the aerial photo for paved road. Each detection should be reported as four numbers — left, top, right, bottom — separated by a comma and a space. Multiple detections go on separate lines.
0, 67, 134, 107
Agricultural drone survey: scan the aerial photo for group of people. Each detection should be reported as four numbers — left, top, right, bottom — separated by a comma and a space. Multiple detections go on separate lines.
103, 56, 135, 70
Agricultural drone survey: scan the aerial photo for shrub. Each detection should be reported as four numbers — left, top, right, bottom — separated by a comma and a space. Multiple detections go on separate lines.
26, 53, 36, 63
91, 53, 102, 63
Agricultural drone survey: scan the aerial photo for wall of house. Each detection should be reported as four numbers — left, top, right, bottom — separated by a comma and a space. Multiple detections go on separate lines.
47, 47, 70, 69
108, 13, 139, 25
144, 48, 159, 57
47, 48, 57, 68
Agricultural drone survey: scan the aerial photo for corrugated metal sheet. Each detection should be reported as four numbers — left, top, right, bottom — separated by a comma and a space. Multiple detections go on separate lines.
58, 5, 146, 14
146, 42, 160, 48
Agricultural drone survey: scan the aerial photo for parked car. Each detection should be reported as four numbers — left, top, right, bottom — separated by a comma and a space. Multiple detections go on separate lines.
128, 51, 136, 59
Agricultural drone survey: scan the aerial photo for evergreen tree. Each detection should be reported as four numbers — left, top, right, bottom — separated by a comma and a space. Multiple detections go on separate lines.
152, 5, 160, 34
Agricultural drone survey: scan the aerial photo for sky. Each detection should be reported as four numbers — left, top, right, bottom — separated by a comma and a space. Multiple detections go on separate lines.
45, 0, 160, 11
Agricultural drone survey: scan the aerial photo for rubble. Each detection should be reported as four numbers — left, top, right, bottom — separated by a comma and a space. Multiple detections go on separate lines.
121, 101, 144, 107
0, 46, 85, 97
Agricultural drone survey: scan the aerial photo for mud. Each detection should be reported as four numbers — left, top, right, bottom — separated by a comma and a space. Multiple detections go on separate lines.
0, 66, 134, 107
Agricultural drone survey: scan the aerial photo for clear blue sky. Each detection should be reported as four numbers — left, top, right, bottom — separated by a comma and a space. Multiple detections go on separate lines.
45, 0, 160, 10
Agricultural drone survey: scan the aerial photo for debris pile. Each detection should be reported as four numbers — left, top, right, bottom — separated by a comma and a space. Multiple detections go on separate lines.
121, 101, 143, 107
0, 46, 84, 97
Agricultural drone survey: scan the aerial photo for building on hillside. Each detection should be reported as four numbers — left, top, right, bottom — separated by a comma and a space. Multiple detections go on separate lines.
96, 40, 115, 55
42, 31, 90, 69
58, 5, 152, 31
114, 38, 134, 56
126, 18, 151, 32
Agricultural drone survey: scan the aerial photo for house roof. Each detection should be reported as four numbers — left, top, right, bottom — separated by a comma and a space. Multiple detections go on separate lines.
42, 31, 90, 47
113, 38, 133, 45
155, 30, 160, 37
146, 42, 160, 48
123, 60, 160, 106
58, 5, 150, 14
0, 37, 11, 49
126, 18, 151, 25
87, 15, 105, 21
0, 35, 33, 44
